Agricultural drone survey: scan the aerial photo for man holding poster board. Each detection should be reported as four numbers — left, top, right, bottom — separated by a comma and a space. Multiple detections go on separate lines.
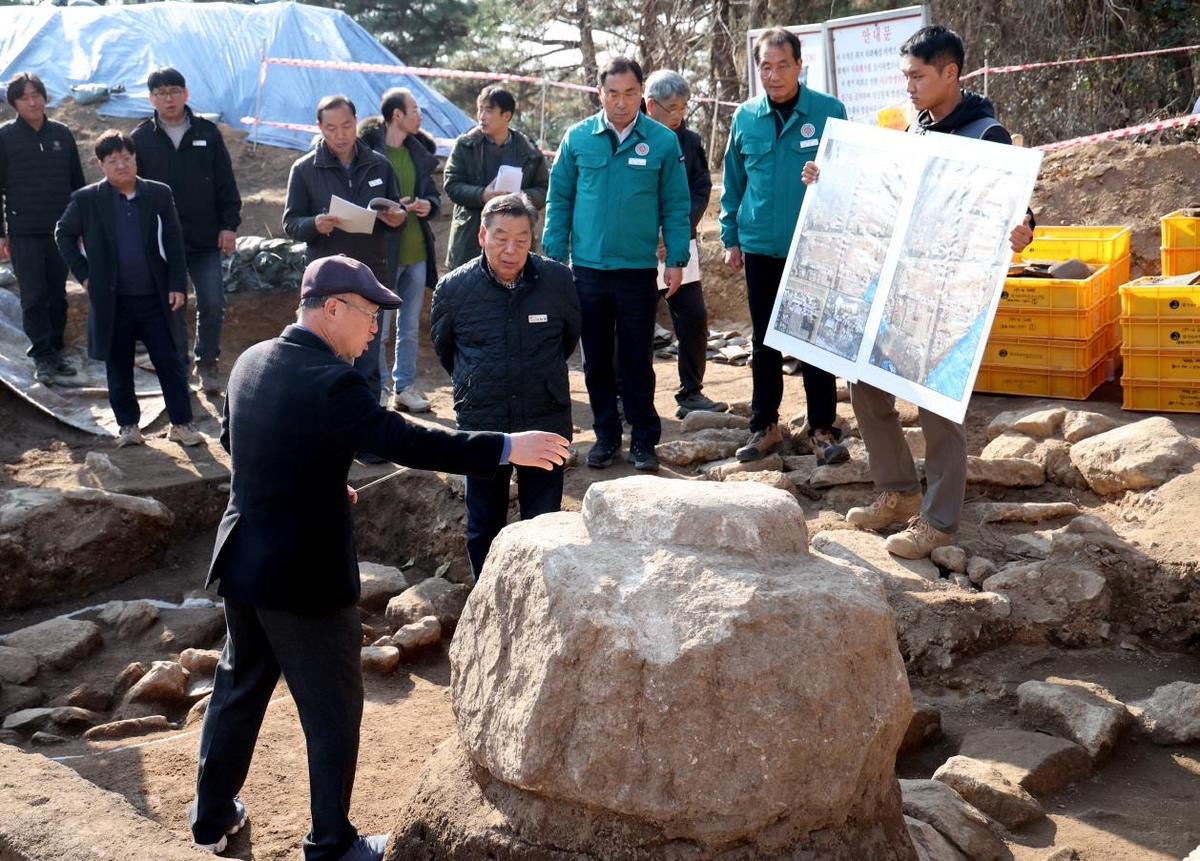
803, 25, 1034, 559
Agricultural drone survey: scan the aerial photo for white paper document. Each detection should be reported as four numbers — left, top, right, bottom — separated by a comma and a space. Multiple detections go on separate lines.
328, 195, 379, 235
657, 239, 702, 290
763, 119, 1042, 423
493, 165, 524, 193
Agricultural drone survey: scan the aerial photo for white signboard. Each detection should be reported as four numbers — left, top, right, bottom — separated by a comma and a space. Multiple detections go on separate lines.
826, 6, 927, 121
746, 24, 828, 99
764, 119, 1042, 424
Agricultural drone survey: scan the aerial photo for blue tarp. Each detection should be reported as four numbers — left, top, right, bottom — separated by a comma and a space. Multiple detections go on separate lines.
0, 1, 475, 151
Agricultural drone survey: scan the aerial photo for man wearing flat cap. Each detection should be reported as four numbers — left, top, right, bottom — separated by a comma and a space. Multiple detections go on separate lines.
188, 254, 567, 861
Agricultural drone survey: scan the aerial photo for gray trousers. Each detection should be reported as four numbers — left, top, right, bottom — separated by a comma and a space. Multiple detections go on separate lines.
850, 380, 966, 533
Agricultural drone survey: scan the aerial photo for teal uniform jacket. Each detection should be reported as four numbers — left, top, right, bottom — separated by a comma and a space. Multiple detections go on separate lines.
719, 87, 847, 258
543, 111, 691, 271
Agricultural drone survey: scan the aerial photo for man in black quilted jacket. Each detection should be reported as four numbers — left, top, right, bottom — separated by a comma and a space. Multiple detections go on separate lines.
430, 193, 581, 578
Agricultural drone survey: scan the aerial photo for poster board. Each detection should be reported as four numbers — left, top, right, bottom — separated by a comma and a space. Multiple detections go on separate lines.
764, 119, 1042, 424
746, 24, 828, 99
826, 6, 927, 121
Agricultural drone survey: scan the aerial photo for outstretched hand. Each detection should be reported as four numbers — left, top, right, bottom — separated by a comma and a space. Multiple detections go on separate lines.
507, 430, 570, 470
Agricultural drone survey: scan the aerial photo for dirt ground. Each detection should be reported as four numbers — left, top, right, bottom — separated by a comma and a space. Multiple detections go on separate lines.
2, 100, 1199, 860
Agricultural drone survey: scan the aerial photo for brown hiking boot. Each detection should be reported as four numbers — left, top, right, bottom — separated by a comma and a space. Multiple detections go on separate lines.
885, 516, 951, 560
846, 490, 923, 531
810, 428, 849, 466
736, 423, 783, 462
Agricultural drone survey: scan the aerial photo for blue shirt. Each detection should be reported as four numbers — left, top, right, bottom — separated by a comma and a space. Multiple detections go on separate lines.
110, 184, 155, 296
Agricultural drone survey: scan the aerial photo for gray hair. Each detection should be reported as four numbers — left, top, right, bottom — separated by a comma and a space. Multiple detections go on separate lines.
645, 70, 691, 103
297, 295, 327, 321
482, 192, 538, 229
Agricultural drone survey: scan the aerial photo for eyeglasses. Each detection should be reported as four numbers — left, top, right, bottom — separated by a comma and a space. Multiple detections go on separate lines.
101, 154, 136, 167
151, 88, 186, 99
335, 297, 379, 322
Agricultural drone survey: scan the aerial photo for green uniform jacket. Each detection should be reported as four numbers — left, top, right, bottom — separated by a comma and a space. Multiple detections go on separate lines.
719, 88, 847, 258
543, 111, 691, 270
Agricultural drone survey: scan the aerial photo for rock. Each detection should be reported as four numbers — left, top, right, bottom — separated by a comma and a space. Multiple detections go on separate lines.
951, 574, 972, 591
966, 456, 1045, 487
1069, 416, 1198, 495
702, 454, 784, 480
0, 683, 45, 716
125, 660, 190, 706
0, 486, 174, 612
31, 730, 68, 746
980, 432, 1037, 460
386, 578, 471, 629
178, 647, 221, 676
79, 450, 124, 486
782, 454, 818, 471
99, 599, 161, 639
186, 695, 211, 726
2, 707, 54, 735
655, 438, 742, 466
157, 605, 226, 652
899, 703, 944, 755
1017, 680, 1131, 761
358, 561, 410, 610
0, 729, 22, 745
900, 779, 1007, 861
435, 476, 914, 857
957, 728, 1092, 796
906, 815, 969, 861
982, 560, 1109, 647
691, 428, 754, 444
1037, 849, 1079, 861
112, 661, 148, 697
808, 440, 872, 487
966, 557, 997, 585
83, 714, 173, 741
1129, 681, 1200, 744
186, 677, 214, 700
361, 645, 400, 674
49, 706, 103, 733
933, 756, 1046, 829
1, 618, 103, 672
0, 645, 38, 684
904, 427, 927, 460
964, 501, 1080, 523
65, 684, 112, 712
393, 615, 441, 652
724, 469, 795, 492
679, 410, 750, 432
1061, 410, 1118, 443
931, 546, 967, 573
987, 407, 1066, 440
1034, 439, 1089, 489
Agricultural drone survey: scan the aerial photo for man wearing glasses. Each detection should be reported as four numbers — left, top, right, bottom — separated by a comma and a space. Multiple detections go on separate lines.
132, 67, 243, 395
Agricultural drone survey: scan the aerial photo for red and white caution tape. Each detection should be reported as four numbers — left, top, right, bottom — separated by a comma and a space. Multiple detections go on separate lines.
239, 115, 461, 149
1038, 112, 1200, 152
963, 43, 1200, 80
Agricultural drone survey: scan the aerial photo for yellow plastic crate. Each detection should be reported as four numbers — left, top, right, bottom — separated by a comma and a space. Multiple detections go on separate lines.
1162, 247, 1200, 277
1000, 257, 1127, 311
1161, 209, 1200, 249
975, 357, 1107, 399
1120, 347, 1200, 379
1122, 378, 1200, 413
1119, 278, 1200, 317
1017, 225, 1132, 264
1120, 316, 1200, 349
990, 297, 1108, 340
982, 325, 1112, 371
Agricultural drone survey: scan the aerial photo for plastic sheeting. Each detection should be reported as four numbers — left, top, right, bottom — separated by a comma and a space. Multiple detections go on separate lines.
0, 1, 475, 151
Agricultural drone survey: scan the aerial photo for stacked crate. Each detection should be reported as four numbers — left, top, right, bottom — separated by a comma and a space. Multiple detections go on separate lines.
1120, 209, 1200, 412
975, 226, 1131, 399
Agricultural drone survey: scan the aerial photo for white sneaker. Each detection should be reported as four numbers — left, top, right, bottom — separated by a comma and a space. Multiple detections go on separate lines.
192, 796, 248, 854
168, 422, 205, 446
391, 388, 430, 413
116, 425, 143, 448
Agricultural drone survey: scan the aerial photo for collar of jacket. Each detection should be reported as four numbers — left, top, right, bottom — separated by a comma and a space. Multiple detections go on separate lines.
151, 104, 196, 132
100, 176, 148, 199
313, 139, 370, 170
587, 110, 647, 143
748, 86, 814, 121
282, 323, 338, 355
480, 251, 542, 289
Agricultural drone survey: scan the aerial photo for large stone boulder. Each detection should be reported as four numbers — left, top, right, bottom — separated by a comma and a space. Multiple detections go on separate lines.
392, 477, 917, 860
1068, 416, 1197, 495
0, 487, 175, 612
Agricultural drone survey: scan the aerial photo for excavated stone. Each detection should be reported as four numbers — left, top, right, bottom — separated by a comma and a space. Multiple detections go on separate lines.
899, 703, 944, 755
361, 646, 400, 674
656, 438, 743, 466
125, 660, 190, 706
982, 561, 1109, 647
966, 456, 1045, 487
1069, 416, 1198, 495
1034, 439, 1089, 489
393, 616, 442, 652
980, 432, 1037, 460
1129, 681, 1200, 744
702, 454, 784, 480
1017, 680, 1131, 762
679, 410, 750, 432
179, 648, 221, 676
113, 662, 148, 697
931, 546, 968, 573
2, 707, 53, 735
724, 469, 795, 492
157, 606, 226, 652
65, 684, 112, 712
905, 815, 968, 861
98, 600, 160, 639
899, 779, 1007, 861
50, 706, 104, 733
1061, 410, 1118, 443
986, 407, 1066, 440
0, 683, 44, 717
933, 756, 1046, 829
386, 578, 471, 629
964, 502, 1080, 523
1, 618, 103, 671
957, 728, 1092, 796
84, 714, 173, 741
966, 557, 997, 586
0, 645, 38, 684
358, 561, 411, 611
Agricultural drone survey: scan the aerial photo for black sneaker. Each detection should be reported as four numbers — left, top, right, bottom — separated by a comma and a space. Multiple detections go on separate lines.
53, 356, 78, 377
627, 441, 660, 472
33, 359, 55, 384
586, 438, 621, 468
674, 391, 729, 418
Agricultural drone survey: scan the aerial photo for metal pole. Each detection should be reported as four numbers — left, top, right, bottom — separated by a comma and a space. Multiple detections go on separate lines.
252, 39, 268, 151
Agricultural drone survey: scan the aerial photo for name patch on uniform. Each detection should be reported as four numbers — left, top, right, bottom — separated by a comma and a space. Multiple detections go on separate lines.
628, 157, 647, 166
800, 139, 819, 148
368, 178, 383, 187
528, 314, 548, 323
192, 139, 208, 147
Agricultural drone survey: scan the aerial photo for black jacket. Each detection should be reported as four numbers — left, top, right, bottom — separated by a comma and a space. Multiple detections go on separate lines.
209, 324, 504, 613
358, 117, 441, 289
131, 107, 242, 252
915, 91, 1012, 144
0, 116, 85, 237
54, 178, 187, 361
430, 253, 580, 440
282, 140, 400, 281
676, 122, 712, 237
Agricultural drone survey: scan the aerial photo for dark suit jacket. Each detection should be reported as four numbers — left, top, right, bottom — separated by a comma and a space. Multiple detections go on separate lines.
208, 324, 505, 613
54, 178, 186, 361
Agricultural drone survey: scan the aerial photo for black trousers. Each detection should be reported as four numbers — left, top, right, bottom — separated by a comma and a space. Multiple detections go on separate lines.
191, 597, 364, 861
743, 253, 838, 434
665, 280, 709, 399
465, 463, 564, 578
8, 233, 68, 360
105, 295, 193, 427
574, 265, 661, 447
